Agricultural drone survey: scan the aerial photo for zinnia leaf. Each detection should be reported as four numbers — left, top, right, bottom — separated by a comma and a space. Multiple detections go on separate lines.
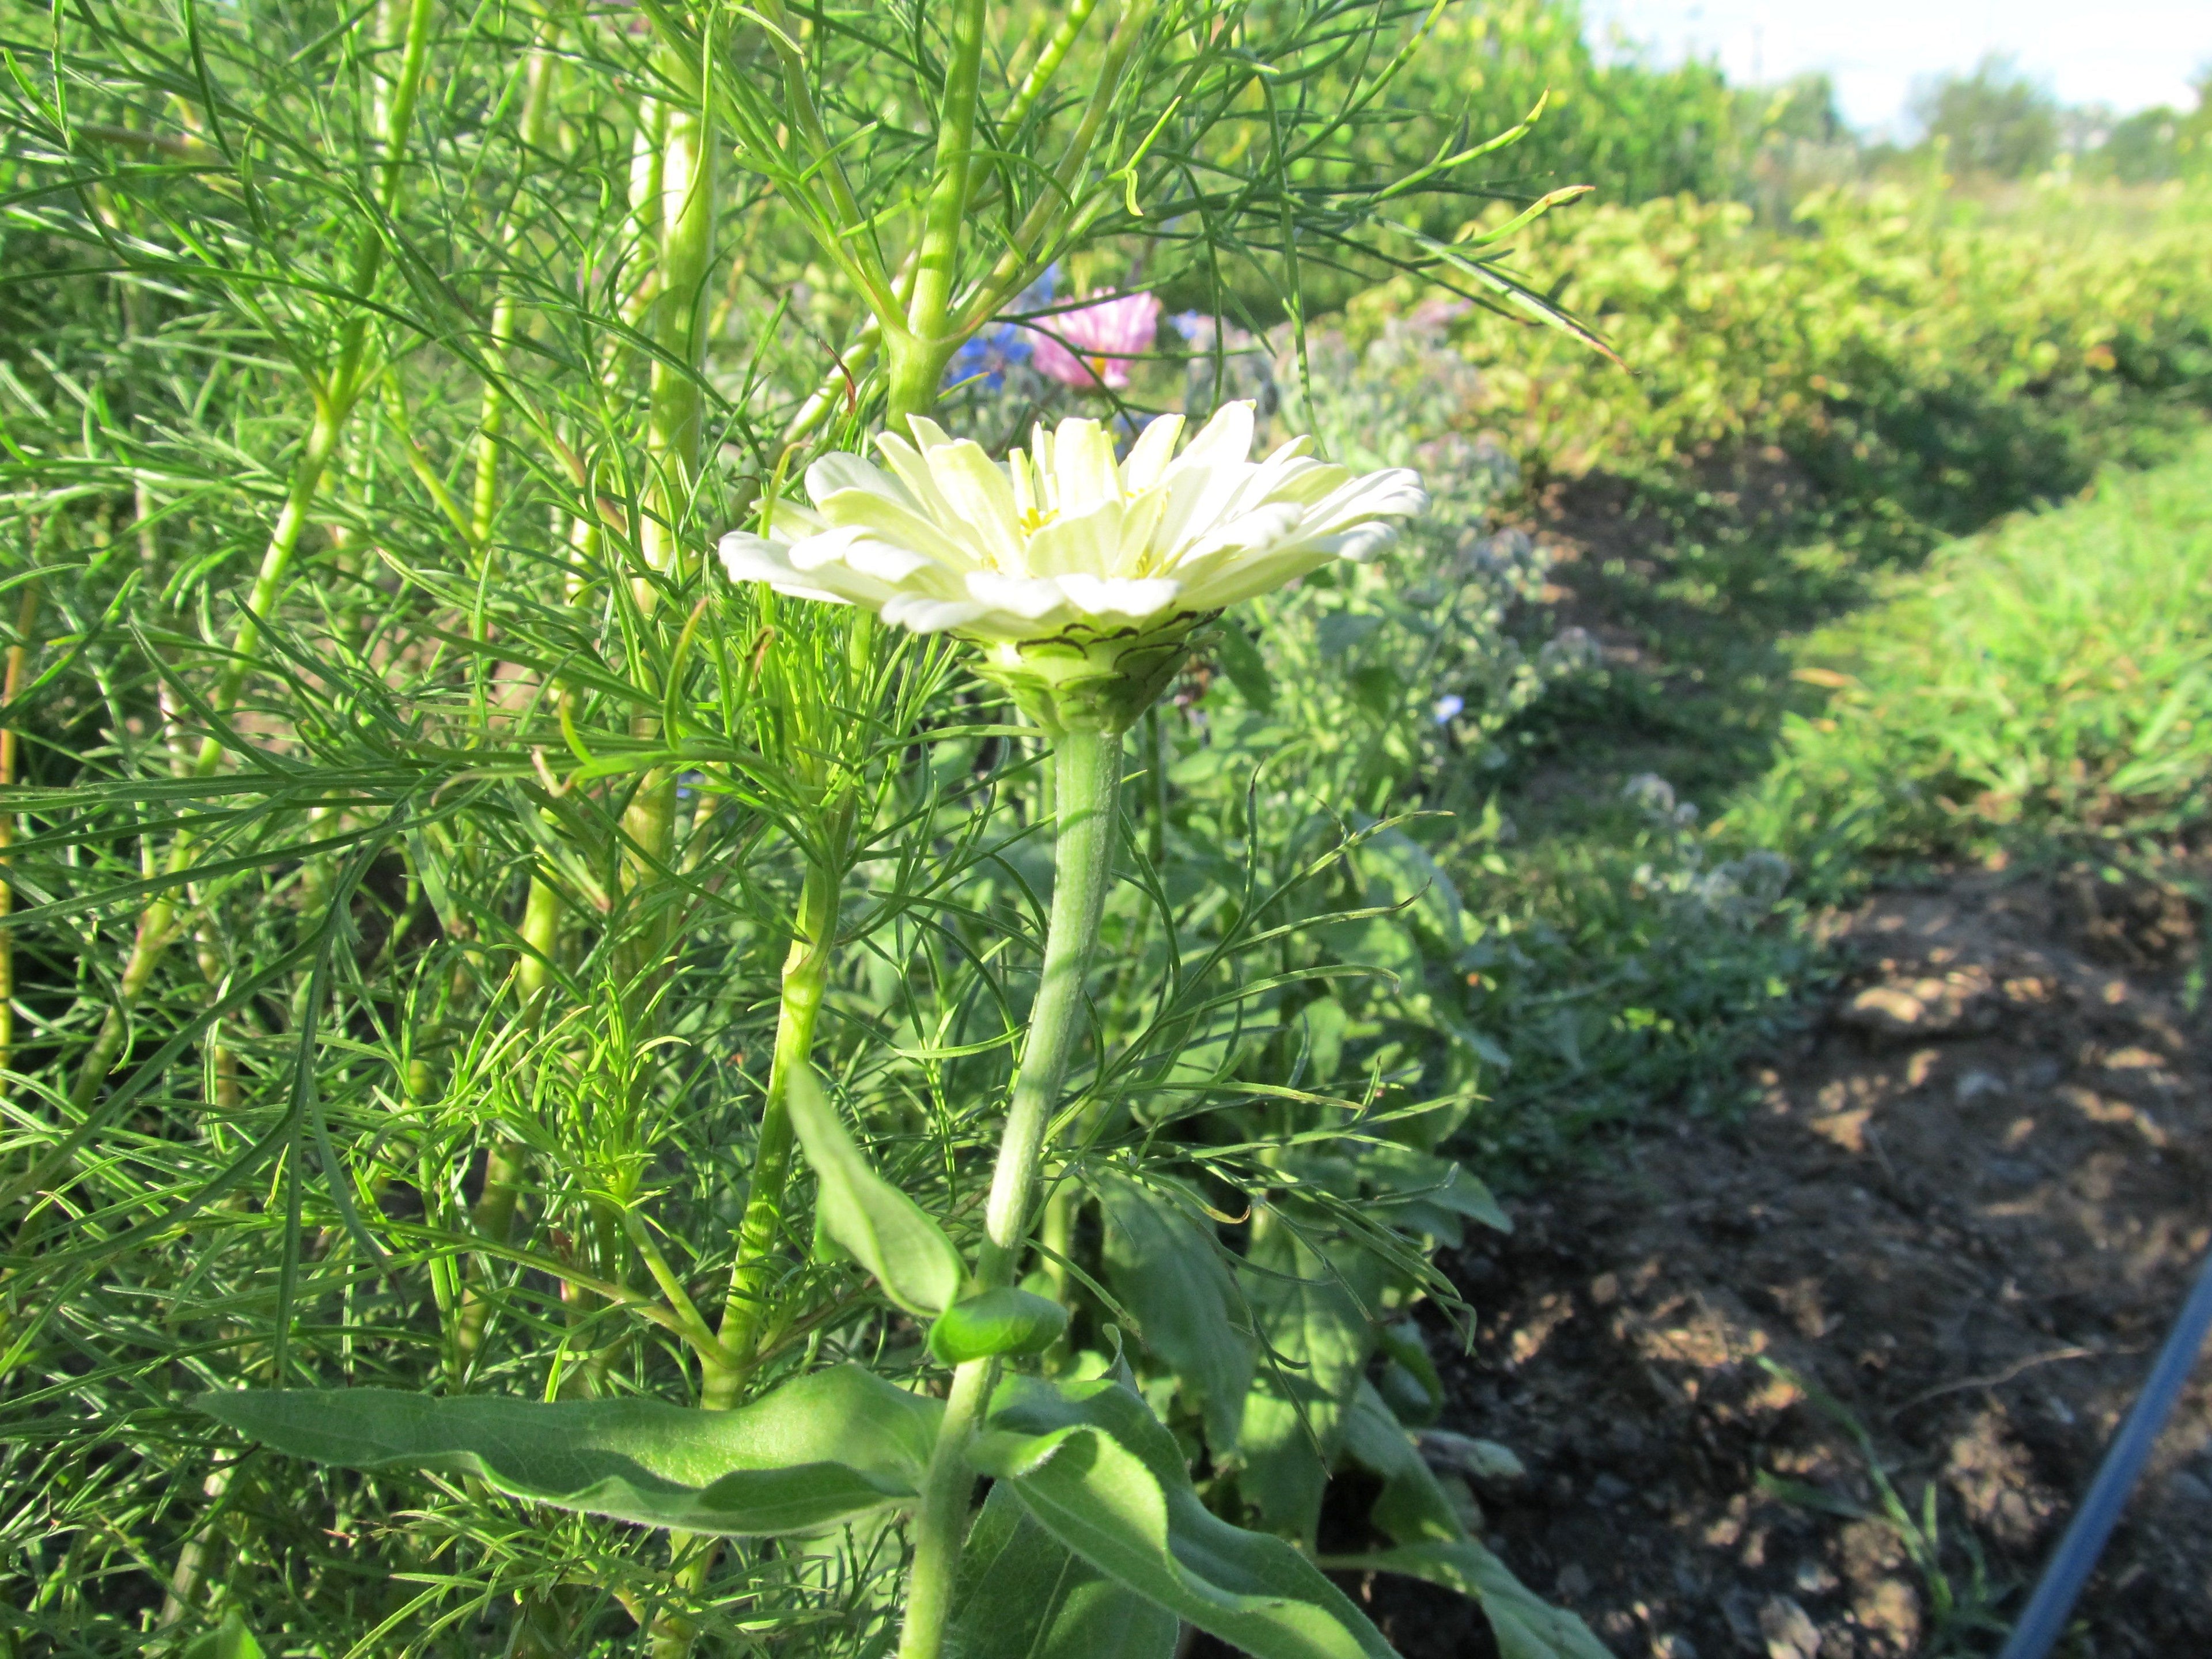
786, 1063, 967, 1316
196, 1365, 941, 1536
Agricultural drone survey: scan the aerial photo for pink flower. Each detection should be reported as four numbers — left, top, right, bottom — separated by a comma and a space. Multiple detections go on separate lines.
1027, 291, 1162, 391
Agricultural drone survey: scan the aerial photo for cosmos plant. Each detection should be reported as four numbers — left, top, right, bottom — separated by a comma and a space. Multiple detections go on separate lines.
0, 0, 1616, 1652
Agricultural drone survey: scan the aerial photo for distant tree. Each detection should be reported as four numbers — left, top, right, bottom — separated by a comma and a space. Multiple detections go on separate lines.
1911, 54, 2060, 178
2186, 67, 2212, 172
1759, 73, 1851, 147
2074, 65, 2210, 183
2101, 105, 2184, 183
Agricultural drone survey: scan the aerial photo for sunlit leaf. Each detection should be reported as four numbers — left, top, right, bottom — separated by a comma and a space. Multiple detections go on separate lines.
181, 1610, 267, 1659
1234, 1215, 1384, 1540
1333, 1385, 1608, 1659
1350, 821, 1468, 955
196, 1365, 940, 1536
1363, 1144, 1513, 1237
1374, 1320, 1445, 1427
1321, 1541, 1612, 1659
787, 1063, 967, 1316
1212, 622, 1277, 713
1338, 1380, 1462, 1547
930, 1286, 1070, 1366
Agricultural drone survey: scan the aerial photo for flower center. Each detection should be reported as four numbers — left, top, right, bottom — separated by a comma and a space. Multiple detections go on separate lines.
1016, 505, 1058, 537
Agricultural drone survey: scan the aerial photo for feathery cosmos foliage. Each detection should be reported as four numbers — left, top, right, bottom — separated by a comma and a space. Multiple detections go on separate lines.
0, 0, 1606, 1652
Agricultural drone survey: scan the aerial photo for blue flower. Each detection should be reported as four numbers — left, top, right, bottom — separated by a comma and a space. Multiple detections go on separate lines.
1018, 264, 1058, 308
1432, 694, 1464, 725
944, 320, 1035, 393
944, 266, 1057, 392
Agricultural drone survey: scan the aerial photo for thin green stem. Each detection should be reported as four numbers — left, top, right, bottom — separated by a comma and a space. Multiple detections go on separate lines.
452, 1137, 528, 1382
619, 70, 717, 1031
1, 569, 43, 1092
516, 872, 561, 1006
1005, 0, 1103, 132
659, 843, 842, 1653
638, 79, 715, 593
469, 22, 559, 551
950, 0, 1154, 341
706, 849, 840, 1401
1143, 707, 1168, 866
746, 0, 886, 285
897, 1355, 997, 1659
885, 0, 992, 422
896, 725, 1122, 1659
452, 870, 561, 1378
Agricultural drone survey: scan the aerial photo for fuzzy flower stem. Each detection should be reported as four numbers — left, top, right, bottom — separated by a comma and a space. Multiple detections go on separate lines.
897, 725, 1120, 1659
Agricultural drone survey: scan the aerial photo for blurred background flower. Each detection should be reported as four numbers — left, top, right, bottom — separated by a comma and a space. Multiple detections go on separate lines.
944, 320, 1034, 395
1028, 290, 1162, 390
944, 267, 1056, 395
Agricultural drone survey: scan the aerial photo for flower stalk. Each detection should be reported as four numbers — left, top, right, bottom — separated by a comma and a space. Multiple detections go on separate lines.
897, 724, 1121, 1659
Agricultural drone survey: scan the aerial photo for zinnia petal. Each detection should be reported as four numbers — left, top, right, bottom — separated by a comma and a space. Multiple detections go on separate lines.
965, 571, 1077, 622
881, 593, 990, 634
1121, 412, 1185, 493
1054, 574, 1181, 620
1024, 496, 1124, 578
806, 452, 910, 510
718, 531, 847, 605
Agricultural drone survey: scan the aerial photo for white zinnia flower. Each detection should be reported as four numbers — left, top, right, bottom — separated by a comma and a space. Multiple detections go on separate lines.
718, 402, 1426, 729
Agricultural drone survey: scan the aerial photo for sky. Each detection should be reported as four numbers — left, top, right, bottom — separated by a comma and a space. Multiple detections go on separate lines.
1581, 1, 2212, 138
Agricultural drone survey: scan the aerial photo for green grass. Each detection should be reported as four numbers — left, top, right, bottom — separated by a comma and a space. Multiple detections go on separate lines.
1733, 430, 2212, 892
1456, 426, 2212, 1171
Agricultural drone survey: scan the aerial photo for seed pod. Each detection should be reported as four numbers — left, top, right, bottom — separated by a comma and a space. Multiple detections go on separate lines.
927, 1287, 1069, 1366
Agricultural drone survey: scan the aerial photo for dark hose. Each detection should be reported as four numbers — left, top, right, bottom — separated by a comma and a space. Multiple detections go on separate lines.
1996, 1243, 2212, 1659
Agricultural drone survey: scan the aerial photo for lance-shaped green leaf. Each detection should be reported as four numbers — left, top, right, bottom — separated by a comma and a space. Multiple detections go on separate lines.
1236, 1214, 1385, 1540
1333, 1384, 1609, 1659
1362, 1145, 1512, 1246
787, 1063, 966, 1315
950, 1482, 1181, 1659
1210, 620, 1276, 713
1339, 1380, 1465, 1548
181, 1610, 266, 1659
1096, 1171, 1253, 1449
971, 1374, 1397, 1659
1374, 1320, 1445, 1428
196, 1365, 940, 1536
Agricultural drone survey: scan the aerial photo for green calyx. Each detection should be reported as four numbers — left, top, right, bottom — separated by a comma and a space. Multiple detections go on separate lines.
927, 1287, 1070, 1366
971, 615, 1213, 736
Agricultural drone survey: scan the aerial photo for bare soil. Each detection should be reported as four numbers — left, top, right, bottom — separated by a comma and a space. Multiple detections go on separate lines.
1360, 863, 2212, 1658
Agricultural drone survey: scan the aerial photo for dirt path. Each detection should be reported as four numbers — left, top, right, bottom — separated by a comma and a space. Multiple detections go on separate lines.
1366, 864, 2212, 1657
